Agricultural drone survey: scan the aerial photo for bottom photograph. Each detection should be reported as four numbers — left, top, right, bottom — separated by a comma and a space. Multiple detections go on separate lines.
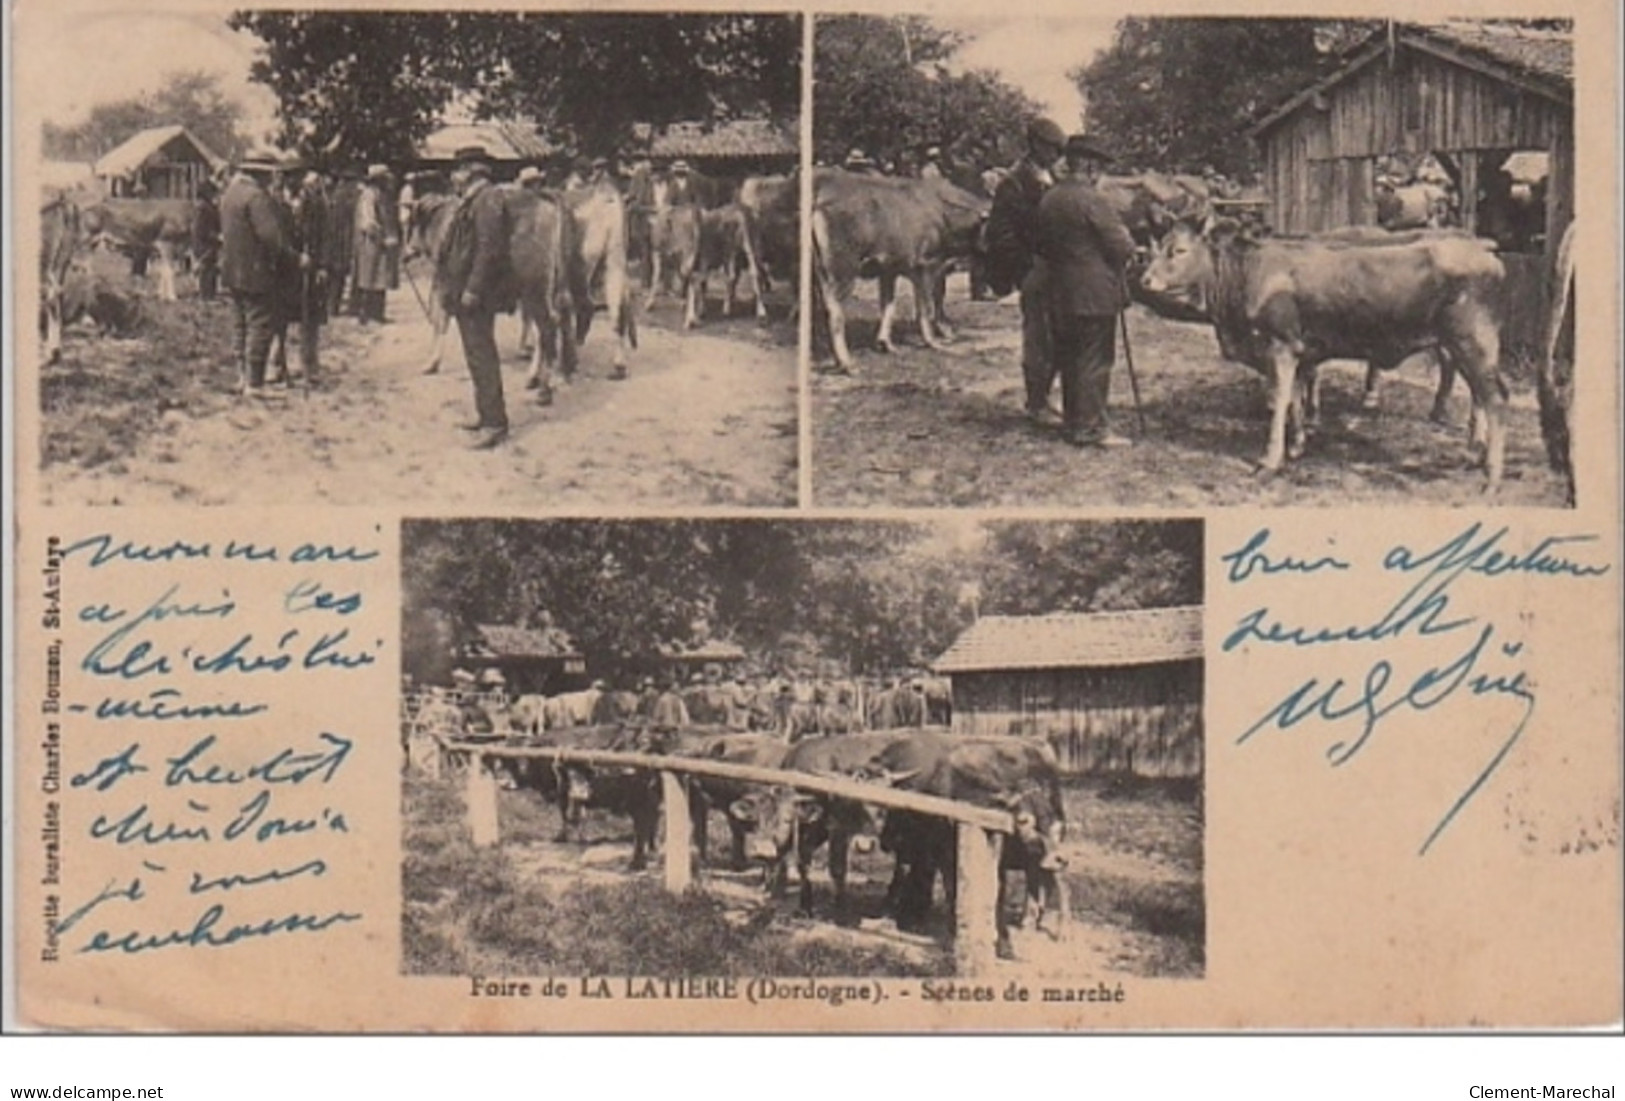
399, 517, 1205, 980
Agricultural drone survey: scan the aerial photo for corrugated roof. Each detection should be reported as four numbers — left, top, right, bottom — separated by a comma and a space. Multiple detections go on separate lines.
933, 607, 1204, 673
650, 119, 796, 159
468, 622, 581, 659
419, 121, 557, 162
93, 125, 224, 177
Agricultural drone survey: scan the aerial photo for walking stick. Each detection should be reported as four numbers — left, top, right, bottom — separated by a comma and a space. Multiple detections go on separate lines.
1118, 279, 1148, 436
400, 256, 434, 323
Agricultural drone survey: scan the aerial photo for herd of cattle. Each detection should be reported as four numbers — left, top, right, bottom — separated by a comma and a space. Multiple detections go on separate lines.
406, 678, 1065, 959
36, 164, 800, 393
811, 163, 1576, 496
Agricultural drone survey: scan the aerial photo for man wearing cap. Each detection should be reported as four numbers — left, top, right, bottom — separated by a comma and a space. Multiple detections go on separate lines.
436, 145, 514, 449
353, 163, 400, 324
220, 152, 307, 397
985, 117, 1066, 426
1036, 134, 1137, 449
325, 165, 360, 318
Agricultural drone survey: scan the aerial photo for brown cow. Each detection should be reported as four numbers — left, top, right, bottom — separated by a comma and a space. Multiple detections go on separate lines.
81, 198, 194, 301
737, 173, 799, 321
812, 169, 989, 370
1141, 220, 1508, 487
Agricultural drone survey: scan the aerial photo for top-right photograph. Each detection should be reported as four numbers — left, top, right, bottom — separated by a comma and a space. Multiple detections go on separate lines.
810, 15, 1577, 509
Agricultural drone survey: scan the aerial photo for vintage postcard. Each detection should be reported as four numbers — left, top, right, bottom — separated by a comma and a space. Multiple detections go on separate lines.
6, 0, 1621, 1034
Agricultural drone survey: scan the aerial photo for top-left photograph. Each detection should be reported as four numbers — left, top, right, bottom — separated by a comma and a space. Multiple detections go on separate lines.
31, 10, 802, 508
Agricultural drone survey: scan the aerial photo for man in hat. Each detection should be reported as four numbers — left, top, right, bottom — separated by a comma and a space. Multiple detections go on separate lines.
1035, 134, 1137, 448
286, 162, 329, 381
437, 144, 514, 449
515, 165, 546, 193
842, 148, 877, 174
920, 145, 944, 180
220, 152, 307, 397
324, 165, 360, 318
352, 163, 400, 324
191, 179, 221, 301
984, 117, 1066, 425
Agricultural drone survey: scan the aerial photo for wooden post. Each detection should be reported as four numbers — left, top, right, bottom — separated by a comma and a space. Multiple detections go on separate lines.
465, 752, 500, 848
954, 824, 1002, 976
661, 771, 693, 894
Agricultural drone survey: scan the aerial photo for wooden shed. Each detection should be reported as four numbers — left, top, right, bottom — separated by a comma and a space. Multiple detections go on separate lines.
455, 622, 587, 696
92, 125, 224, 199
1250, 22, 1573, 357
647, 118, 798, 178
933, 606, 1204, 779
657, 638, 749, 683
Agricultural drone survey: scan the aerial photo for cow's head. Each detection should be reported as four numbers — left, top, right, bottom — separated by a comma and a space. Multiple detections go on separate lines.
728, 786, 822, 863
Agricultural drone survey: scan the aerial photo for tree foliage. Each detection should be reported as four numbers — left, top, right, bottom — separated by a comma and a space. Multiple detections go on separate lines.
43, 70, 249, 162
226, 12, 801, 164
813, 15, 1041, 176
401, 520, 1203, 684
1073, 18, 1375, 177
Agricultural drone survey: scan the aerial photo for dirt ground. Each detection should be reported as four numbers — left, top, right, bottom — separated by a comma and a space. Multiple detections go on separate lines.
812, 275, 1571, 509
404, 772, 1202, 980
40, 256, 799, 507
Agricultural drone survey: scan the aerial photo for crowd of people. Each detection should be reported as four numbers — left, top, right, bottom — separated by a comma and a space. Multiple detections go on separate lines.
197, 152, 402, 397
402, 663, 952, 748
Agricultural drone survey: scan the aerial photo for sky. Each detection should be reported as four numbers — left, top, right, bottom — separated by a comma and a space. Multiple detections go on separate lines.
939, 15, 1119, 131
36, 13, 279, 141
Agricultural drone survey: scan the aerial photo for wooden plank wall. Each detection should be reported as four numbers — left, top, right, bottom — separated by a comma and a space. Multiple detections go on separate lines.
951, 663, 1204, 779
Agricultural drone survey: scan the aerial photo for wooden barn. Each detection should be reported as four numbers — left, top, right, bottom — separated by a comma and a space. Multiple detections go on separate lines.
647, 118, 798, 178
933, 606, 1204, 779
416, 120, 558, 179
1249, 21, 1573, 357
454, 622, 587, 696
92, 125, 224, 199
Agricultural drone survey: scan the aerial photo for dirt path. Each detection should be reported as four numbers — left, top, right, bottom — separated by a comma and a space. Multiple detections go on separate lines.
43, 284, 798, 507
813, 276, 1570, 509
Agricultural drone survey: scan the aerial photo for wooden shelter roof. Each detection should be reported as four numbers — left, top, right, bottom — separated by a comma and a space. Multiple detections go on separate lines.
934, 607, 1204, 674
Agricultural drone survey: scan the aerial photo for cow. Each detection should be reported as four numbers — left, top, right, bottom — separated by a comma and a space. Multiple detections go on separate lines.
727, 731, 916, 923
737, 174, 799, 321
563, 178, 638, 380
40, 194, 82, 364
811, 170, 989, 370
1140, 219, 1509, 487
680, 732, 792, 870
863, 732, 1068, 959
692, 205, 753, 324
645, 201, 703, 326
1376, 180, 1456, 231
501, 723, 667, 870
590, 688, 643, 726
417, 188, 579, 402
1538, 220, 1577, 505
81, 198, 194, 301
506, 693, 550, 737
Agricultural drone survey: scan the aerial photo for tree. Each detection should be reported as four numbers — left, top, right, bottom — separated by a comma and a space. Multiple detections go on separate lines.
813, 15, 1041, 175
1072, 18, 1373, 176
42, 69, 249, 162
227, 12, 802, 164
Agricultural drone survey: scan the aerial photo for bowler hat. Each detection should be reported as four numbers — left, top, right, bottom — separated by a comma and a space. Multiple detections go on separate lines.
366, 162, 393, 180
452, 145, 491, 165
1064, 133, 1115, 162
239, 149, 281, 173
516, 165, 544, 185
669, 159, 690, 174
1025, 117, 1066, 150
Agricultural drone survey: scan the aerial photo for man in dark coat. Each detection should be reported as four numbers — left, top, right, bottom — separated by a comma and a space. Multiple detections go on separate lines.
985, 117, 1065, 425
435, 145, 514, 449
323, 167, 359, 319
291, 168, 329, 379
220, 153, 305, 396
191, 180, 221, 301
1035, 134, 1137, 448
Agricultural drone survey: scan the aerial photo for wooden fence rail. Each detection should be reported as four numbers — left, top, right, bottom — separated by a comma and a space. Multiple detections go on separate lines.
446, 741, 1014, 975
